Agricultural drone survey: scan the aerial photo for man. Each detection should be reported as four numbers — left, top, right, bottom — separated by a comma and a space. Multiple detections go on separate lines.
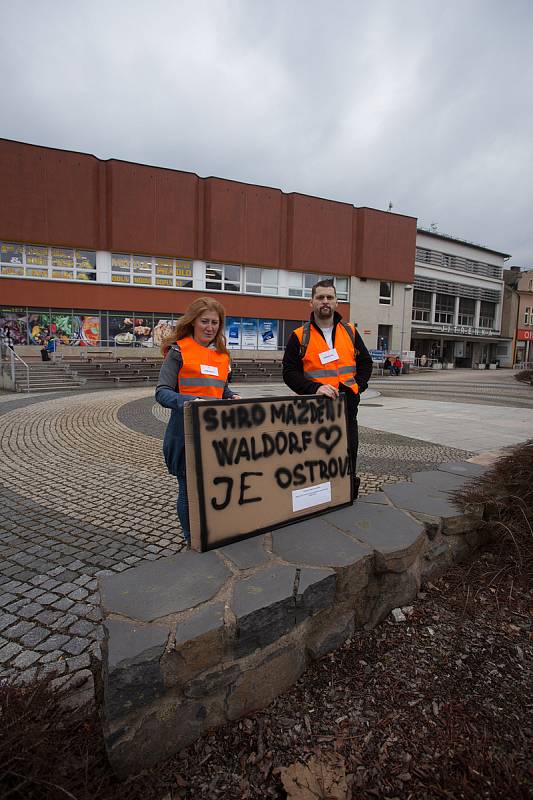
282, 278, 373, 500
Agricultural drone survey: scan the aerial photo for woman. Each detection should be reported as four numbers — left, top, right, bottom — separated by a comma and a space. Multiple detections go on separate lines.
155, 298, 240, 546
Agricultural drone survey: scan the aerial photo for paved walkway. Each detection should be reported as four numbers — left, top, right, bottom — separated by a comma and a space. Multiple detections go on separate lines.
0, 379, 530, 700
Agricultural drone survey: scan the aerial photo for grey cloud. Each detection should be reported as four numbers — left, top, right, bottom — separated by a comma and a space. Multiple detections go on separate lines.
0, 0, 532, 262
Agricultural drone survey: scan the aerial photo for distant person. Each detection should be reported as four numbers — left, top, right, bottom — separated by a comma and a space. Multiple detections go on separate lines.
383, 356, 394, 376
41, 337, 51, 362
47, 337, 58, 361
2, 325, 14, 350
393, 356, 403, 376
155, 297, 240, 547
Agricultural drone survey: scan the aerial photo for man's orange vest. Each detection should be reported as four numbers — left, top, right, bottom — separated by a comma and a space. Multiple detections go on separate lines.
294, 322, 359, 395
175, 336, 230, 398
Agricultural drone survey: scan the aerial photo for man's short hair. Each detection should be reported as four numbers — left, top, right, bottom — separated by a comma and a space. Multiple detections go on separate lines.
311, 278, 336, 298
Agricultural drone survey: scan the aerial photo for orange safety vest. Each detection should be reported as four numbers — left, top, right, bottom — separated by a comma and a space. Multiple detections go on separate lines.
175, 336, 230, 398
294, 322, 359, 395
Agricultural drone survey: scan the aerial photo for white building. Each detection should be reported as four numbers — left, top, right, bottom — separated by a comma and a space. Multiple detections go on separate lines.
411, 230, 511, 367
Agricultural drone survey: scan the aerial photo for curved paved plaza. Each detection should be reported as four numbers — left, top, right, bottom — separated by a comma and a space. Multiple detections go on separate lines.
0, 383, 507, 699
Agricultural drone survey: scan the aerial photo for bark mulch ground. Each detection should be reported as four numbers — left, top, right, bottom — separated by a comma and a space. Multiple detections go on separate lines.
1, 540, 531, 800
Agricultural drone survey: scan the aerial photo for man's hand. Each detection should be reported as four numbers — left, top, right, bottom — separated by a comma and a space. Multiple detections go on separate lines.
316, 384, 339, 398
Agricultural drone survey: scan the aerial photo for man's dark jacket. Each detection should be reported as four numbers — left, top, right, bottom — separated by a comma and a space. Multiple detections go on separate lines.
282, 311, 373, 417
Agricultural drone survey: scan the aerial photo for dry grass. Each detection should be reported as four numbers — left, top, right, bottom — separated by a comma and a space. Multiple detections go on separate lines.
453, 439, 533, 578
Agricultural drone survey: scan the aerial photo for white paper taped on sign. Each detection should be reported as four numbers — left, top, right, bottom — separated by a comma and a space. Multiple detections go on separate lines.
292, 482, 332, 512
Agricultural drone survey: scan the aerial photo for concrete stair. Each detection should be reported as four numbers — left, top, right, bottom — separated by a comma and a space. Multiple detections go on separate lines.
10, 355, 284, 392
231, 359, 283, 384
14, 362, 84, 393
64, 358, 162, 387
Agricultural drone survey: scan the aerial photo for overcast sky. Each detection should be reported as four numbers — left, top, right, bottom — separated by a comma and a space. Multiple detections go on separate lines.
1, 0, 532, 264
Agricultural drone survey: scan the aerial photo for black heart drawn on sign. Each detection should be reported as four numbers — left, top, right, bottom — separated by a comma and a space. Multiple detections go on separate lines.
315, 425, 342, 455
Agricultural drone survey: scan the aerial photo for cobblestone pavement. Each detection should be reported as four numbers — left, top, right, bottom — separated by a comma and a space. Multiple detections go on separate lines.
0, 387, 471, 702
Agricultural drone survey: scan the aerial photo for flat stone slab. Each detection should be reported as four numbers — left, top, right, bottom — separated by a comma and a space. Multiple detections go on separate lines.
103, 619, 169, 720
325, 503, 425, 571
231, 564, 297, 655
359, 491, 389, 505
410, 470, 471, 492
296, 567, 337, 619
105, 619, 169, 671
175, 602, 225, 646
436, 461, 488, 478
220, 535, 271, 570
271, 517, 371, 567
99, 552, 230, 622
383, 481, 462, 519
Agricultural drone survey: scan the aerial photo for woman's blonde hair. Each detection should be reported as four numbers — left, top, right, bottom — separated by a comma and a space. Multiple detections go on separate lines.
160, 297, 229, 356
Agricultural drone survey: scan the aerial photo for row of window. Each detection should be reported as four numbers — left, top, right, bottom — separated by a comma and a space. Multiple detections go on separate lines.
111, 256, 350, 300
416, 247, 502, 280
411, 290, 496, 328
1, 242, 97, 280
0, 307, 305, 350
0, 241, 350, 300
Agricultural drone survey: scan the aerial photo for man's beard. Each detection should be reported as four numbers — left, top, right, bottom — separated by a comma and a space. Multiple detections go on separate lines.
317, 306, 333, 320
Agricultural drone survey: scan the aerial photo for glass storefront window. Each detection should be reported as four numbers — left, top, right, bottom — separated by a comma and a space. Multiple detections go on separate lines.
288, 272, 303, 297
206, 264, 222, 290
224, 264, 241, 292
175, 259, 193, 288
0, 308, 27, 344
51, 248, 74, 268
28, 310, 51, 344
245, 267, 261, 290
155, 257, 173, 275
434, 293, 455, 324
412, 290, 431, 322
76, 250, 96, 270
479, 301, 495, 328
26, 245, 48, 266
51, 312, 76, 344
111, 254, 131, 272
335, 278, 348, 300
379, 282, 392, 305
132, 255, 152, 274
1, 264, 24, 277
458, 298, 475, 326
109, 314, 135, 346
1, 242, 23, 264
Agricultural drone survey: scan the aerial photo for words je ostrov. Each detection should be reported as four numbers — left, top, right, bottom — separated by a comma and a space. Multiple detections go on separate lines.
200, 396, 351, 511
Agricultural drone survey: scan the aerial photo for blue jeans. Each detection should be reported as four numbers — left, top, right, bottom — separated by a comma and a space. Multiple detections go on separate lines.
176, 475, 190, 543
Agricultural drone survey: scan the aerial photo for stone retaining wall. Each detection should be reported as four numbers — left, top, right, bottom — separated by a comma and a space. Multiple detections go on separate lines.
99, 461, 487, 777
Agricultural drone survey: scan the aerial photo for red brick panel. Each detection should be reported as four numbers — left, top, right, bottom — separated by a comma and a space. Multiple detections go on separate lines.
355, 207, 416, 282
107, 161, 198, 257
0, 278, 317, 320
0, 139, 99, 249
286, 193, 354, 275
204, 178, 283, 267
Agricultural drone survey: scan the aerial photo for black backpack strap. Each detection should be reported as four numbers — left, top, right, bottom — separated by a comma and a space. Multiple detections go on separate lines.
299, 322, 311, 359
340, 321, 359, 357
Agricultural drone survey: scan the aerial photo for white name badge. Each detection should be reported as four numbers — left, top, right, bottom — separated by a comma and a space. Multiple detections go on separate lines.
200, 364, 219, 377
319, 348, 339, 365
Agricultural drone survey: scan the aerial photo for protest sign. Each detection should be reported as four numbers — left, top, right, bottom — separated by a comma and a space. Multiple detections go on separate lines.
184, 394, 353, 551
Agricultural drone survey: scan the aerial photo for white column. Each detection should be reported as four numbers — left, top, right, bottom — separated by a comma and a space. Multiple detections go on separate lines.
430, 292, 437, 323
493, 302, 502, 333
474, 299, 481, 329
96, 251, 111, 283
453, 296, 460, 326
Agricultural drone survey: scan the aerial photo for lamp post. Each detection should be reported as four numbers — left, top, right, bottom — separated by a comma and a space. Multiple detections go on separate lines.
400, 285, 413, 357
